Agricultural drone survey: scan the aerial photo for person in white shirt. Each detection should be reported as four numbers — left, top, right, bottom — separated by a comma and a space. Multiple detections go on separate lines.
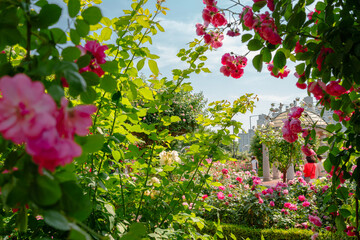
251, 156, 258, 174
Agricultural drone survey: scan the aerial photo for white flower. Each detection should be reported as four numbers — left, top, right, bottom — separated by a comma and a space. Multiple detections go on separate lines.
171, 150, 181, 163
159, 151, 172, 165
150, 177, 160, 185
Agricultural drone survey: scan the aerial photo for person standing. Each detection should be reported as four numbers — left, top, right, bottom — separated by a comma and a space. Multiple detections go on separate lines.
251, 156, 258, 174
315, 155, 325, 179
303, 156, 317, 183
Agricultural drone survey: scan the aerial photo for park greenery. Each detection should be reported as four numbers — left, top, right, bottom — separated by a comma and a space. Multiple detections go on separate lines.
0, 0, 360, 239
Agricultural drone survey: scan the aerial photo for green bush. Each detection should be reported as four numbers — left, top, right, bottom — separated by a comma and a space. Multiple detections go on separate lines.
203, 223, 345, 240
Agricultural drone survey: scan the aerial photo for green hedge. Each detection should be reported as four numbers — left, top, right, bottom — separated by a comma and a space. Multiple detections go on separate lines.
203, 223, 338, 240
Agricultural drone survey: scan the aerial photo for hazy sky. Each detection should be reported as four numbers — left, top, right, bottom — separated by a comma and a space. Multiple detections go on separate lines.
98, 0, 309, 131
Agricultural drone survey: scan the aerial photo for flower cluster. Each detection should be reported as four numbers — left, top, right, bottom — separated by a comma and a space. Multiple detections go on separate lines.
77, 40, 108, 77
159, 150, 181, 165
282, 107, 304, 143
195, 0, 227, 48
240, 8, 282, 45
0, 74, 96, 172
220, 53, 248, 79
267, 61, 290, 79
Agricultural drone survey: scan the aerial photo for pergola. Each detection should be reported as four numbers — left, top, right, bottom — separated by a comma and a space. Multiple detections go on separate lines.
262, 110, 329, 181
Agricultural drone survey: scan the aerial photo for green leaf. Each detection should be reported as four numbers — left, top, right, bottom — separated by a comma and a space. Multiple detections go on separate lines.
248, 39, 263, 51
62, 47, 81, 62
38, 4, 62, 28
324, 158, 332, 173
261, 48, 271, 62
335, 215, 346, 232
69, 223, 91, 240
339, 209, 352, 218
82, 6, 102, 25
252, 54, 263, 72
148, 60, 159, 75
163, 165, 175, 172
77, 134, 104, 153
31, 175, 62, 206
61, 181, 92, 221
171, 116, 181, 122
112, 151, 121, 161
120, 223, 147, 240
70, 29, 80, 45
44, 210, 70, 231
68, 0, 81, 18
295, 63, 305, 74
100, 75, 117, 93
80, 87, 97, 104
273, 51, 286, 69
139, 88, 154, 100
81, 72, 100, 86
101, 27, 112, 41
242, 34, 252, 43
137, 58, 145, 71
317, 146, 329, 155
50, 28, 67, 44
315, 2, 326, 11
64, 69, 87, 94
101, 60, 118, 74
76, 19, 90, 37
47, 85, 64, 103
76, 54, 91, 69
337, 187, 349, 201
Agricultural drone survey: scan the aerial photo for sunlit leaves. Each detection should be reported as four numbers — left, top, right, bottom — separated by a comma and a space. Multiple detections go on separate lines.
82, 6, 102, 25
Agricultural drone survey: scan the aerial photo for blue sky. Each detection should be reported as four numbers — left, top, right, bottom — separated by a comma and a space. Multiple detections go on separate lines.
99, 0, 309, 131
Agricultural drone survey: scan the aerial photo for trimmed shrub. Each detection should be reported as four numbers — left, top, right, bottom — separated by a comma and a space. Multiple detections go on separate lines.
203, 223, 345, 240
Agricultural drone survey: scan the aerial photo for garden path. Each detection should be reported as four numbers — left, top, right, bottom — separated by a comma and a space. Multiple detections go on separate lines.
260, 178, 283, 188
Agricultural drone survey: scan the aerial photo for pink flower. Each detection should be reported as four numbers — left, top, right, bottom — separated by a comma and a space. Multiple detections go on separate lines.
267, 0, 274, 11
269, 201, 275, 207
325, 226, 332, 231
296, 82, 307, 89
211, 12, 227, 27
222, 168, 229, 174
298, 195, 306, 201
301, 145, 316, 156
204, 32, 224, 48
227, 29, 241, 37
344, 226, 356, 236
228, 193, 233, 197
202, 194, 208, 200
217, 192, 225, 200
308, 82, 325, 100
281, 209, 288, 215
0, 74, 57, 144
77, 40, 108, 77
289, 118, 302, 134
241, 7, 256, 29
296, 171, 302, 177
56, 98, 96, 138
267, 62, 290, 79
258, 197, 264, 204
288, 107, 304, 119
294, 41, 308, 53
284, 202, 291, 208
302, 201, 310, 207
316, 47, 334, 71
309, 215, 322, 227
311, 232, 319, 240
26, 128, 82, 172
236, 177, 243, 183
326, 80, 347, 96
195, 23, 206, 36
203, 0, 217, 6
218, 186, 226, 191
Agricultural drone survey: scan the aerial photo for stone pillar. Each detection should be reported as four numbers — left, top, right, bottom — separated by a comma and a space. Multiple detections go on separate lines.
262, 143, 271, 181
286, 163, 295, 180
272, 163, 280, 180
